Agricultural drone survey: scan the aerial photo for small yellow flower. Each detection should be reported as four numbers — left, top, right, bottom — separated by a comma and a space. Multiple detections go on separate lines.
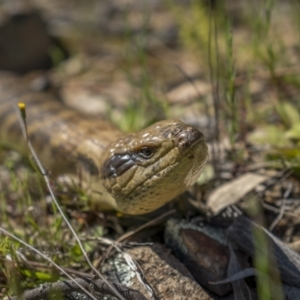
18, 102, 27, 120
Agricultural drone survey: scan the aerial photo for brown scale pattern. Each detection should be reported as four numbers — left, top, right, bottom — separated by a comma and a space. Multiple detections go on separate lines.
0, 73, 208, 214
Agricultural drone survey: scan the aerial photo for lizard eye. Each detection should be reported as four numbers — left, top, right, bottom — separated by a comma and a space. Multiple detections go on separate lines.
138, 147, 156, 159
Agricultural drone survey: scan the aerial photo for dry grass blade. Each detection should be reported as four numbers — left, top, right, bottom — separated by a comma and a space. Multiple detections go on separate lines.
210, 267, 257, 285
227, 243, 252, 300
228, 216, 300, 288
14, 103, 127, 300
9, 277, 147, 300
0, 227, 99, 300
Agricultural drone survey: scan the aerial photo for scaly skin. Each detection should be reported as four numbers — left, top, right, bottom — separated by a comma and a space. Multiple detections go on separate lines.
0, 73, 208, 215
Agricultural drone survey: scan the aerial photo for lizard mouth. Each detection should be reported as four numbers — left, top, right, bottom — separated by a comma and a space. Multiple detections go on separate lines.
174, 125, 205, 154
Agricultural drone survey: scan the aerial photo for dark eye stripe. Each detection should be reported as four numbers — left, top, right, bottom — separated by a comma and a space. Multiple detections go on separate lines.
102, 153, 136, 179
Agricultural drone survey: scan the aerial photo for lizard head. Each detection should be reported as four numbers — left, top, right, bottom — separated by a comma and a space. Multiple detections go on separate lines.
101, 119, 208, 215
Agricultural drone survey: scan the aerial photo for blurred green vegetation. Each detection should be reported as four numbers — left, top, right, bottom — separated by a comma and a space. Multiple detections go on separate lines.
173, 0, 300, 175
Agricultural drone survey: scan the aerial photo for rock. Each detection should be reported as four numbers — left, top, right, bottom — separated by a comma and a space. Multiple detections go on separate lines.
102, 243, 216, 300
165, 218, 232, 296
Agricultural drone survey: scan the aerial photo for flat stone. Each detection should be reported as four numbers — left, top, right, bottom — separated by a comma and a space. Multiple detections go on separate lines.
102, 243, 216, 300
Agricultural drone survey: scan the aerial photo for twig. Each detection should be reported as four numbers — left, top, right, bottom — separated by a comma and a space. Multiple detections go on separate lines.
12, 258, 96, 279
256, 168, 293, 197
97, 209, 176, 268
263, 203, 299, 219
269, 182, 293, 231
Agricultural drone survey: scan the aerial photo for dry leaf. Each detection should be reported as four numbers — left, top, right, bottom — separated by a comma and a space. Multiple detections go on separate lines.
207, 173, 270, 215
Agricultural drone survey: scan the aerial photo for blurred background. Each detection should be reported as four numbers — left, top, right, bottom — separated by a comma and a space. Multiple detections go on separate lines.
1, 0, 299, 158
1, 0, 300, 149
1, 1, 300, 298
